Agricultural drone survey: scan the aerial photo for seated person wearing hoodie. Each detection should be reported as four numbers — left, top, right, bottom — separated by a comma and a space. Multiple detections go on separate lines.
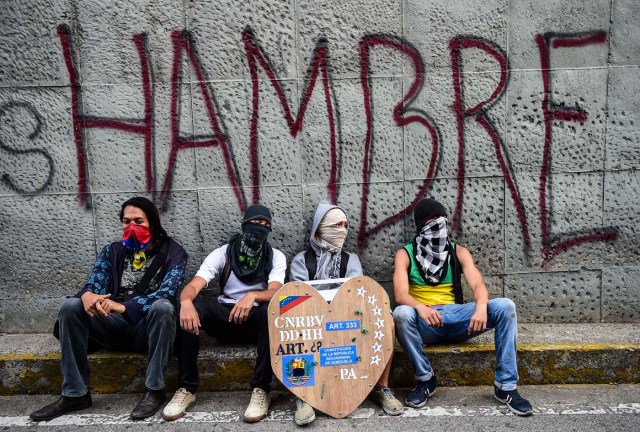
288, 201, 403, 425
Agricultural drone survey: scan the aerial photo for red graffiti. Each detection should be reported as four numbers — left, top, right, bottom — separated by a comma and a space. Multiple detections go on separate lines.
161, 30, 246, 211
536, 31, 617, 265
57, 25, 154, 208
242, 27, 339, 204
357, 35, 440, 249
449, 36, 531, 250
54, 24, 619, 265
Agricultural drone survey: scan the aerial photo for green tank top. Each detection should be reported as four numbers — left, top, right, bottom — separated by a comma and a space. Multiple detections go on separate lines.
404, 243, 455, 305
404, 243, 453, 286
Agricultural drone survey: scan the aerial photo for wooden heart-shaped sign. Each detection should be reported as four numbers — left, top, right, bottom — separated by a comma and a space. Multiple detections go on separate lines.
268, 276, 394, 418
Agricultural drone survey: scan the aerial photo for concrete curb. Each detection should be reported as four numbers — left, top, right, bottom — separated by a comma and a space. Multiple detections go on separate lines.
2, 340, 638, 395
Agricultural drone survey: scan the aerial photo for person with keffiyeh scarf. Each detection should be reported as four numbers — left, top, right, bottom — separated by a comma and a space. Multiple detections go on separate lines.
392, 198, 533, 416
165, 204, 286, 424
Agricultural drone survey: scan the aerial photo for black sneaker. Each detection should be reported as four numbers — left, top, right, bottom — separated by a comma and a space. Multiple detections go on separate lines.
494, 386, 533, 416
405, 375, 437, 408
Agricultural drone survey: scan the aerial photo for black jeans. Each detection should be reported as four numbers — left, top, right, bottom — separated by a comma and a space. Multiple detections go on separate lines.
177, 298, 273, 393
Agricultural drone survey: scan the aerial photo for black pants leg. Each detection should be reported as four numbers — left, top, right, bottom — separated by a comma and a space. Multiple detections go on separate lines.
249, 302, 273, 392
176, 299, 273, 393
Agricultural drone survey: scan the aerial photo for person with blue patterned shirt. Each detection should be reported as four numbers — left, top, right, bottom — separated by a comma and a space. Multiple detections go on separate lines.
30, 197, 188, 422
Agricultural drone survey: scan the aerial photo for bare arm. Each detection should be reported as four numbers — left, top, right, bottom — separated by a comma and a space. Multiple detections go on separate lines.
179, 276, 208, 335
229, 281, 283, 324
393, 249, 443, 327
456, 246, 489, 333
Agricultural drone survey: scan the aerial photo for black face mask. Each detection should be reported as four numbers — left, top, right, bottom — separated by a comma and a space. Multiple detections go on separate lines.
241, 222, 270, 247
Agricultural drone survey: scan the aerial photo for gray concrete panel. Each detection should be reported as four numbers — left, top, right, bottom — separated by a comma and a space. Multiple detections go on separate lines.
606, 66, 640, 170
186, 0, 297, 82
192, 79, 301, 189
0, 296, 67, 333
508, 0, 610, 70
404, 72, 507, 181
0, 194, 94, 331
297, 0, 403, 80
76, 0, 185, 85
0, 87, 78, 195
334, 181, 405, 282
404, 0, 507, 72
0, 1, 72, 86
602, 266, 640, 322
83, 83, 196, 193
505, 270, 602, 323
306, 78, 404, 184
505, 171, 610, 272
610, 0, 640, 66
603, 170, 640, 264
506, 69, 608, 173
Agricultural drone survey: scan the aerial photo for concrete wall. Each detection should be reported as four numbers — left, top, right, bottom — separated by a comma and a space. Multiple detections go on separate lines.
1, 0, 639, 332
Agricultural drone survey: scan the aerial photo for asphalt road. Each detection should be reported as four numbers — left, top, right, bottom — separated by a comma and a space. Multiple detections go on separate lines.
1, 384, 638, 431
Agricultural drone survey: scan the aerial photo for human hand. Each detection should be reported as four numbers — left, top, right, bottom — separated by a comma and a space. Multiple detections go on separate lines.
416, 303, 443, 327
80, 292, 111, 317
229, 292, 257, 324
468, 303, 487, 334
95, 298, 126, 316
180, 300, 201, 335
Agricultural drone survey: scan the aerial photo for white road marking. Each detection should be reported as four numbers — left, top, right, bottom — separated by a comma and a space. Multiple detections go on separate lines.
2, 403, 638, 427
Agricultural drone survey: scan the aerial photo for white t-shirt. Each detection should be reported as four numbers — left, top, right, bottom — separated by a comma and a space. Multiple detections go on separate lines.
196, 244, 287, 304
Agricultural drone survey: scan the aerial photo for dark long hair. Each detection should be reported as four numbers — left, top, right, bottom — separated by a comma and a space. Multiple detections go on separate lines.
119, 197, 168, 241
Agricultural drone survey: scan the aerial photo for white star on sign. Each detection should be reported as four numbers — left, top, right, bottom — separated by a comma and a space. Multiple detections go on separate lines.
357, 286, 366, 297
367, 295, 377, 305
370, 355, 381, 365
372, 343, 382, 353
374, 330, 384, 340
372, 306, 382, 316
375, 319, 384, 329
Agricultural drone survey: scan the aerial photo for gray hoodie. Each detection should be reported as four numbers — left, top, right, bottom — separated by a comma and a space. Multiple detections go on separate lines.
289, 202, 362, 291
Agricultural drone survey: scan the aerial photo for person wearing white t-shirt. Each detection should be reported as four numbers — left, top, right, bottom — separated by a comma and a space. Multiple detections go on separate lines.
163, 205, 286, 423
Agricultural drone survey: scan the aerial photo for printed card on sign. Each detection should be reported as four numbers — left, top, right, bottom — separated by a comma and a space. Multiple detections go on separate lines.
267, 277, 394, 419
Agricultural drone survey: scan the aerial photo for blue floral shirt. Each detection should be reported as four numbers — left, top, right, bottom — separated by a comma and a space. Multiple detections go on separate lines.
76, 242, 187, 324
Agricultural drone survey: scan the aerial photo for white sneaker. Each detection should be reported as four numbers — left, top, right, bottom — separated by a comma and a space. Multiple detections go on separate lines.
243, 388, 270, 423
294, 398, 315, 425
162, 388, 196, 421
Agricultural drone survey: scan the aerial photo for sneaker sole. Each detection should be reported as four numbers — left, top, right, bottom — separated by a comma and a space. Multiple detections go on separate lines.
162, 410, 186, 421
494, 394, 533, 416
381, 406, 404, 416
243, 413, 268, 423
294, 412, 316, 426
404, 399, 428, 408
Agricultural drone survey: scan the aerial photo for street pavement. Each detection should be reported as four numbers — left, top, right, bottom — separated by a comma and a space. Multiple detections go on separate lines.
1, 384, 638, 431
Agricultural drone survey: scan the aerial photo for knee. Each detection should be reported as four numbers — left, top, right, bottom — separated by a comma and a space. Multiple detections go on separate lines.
393, 305, 417, 328
58, 297, 84, 320
148, 299, 176, 319
490, 298, 517, 319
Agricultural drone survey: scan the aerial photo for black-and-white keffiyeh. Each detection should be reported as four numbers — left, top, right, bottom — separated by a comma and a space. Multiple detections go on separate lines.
413, 216, 450, 285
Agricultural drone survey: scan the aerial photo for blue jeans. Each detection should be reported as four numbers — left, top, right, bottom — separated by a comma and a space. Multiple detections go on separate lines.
58, 297, 176, 397
393, 298, 519, 391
